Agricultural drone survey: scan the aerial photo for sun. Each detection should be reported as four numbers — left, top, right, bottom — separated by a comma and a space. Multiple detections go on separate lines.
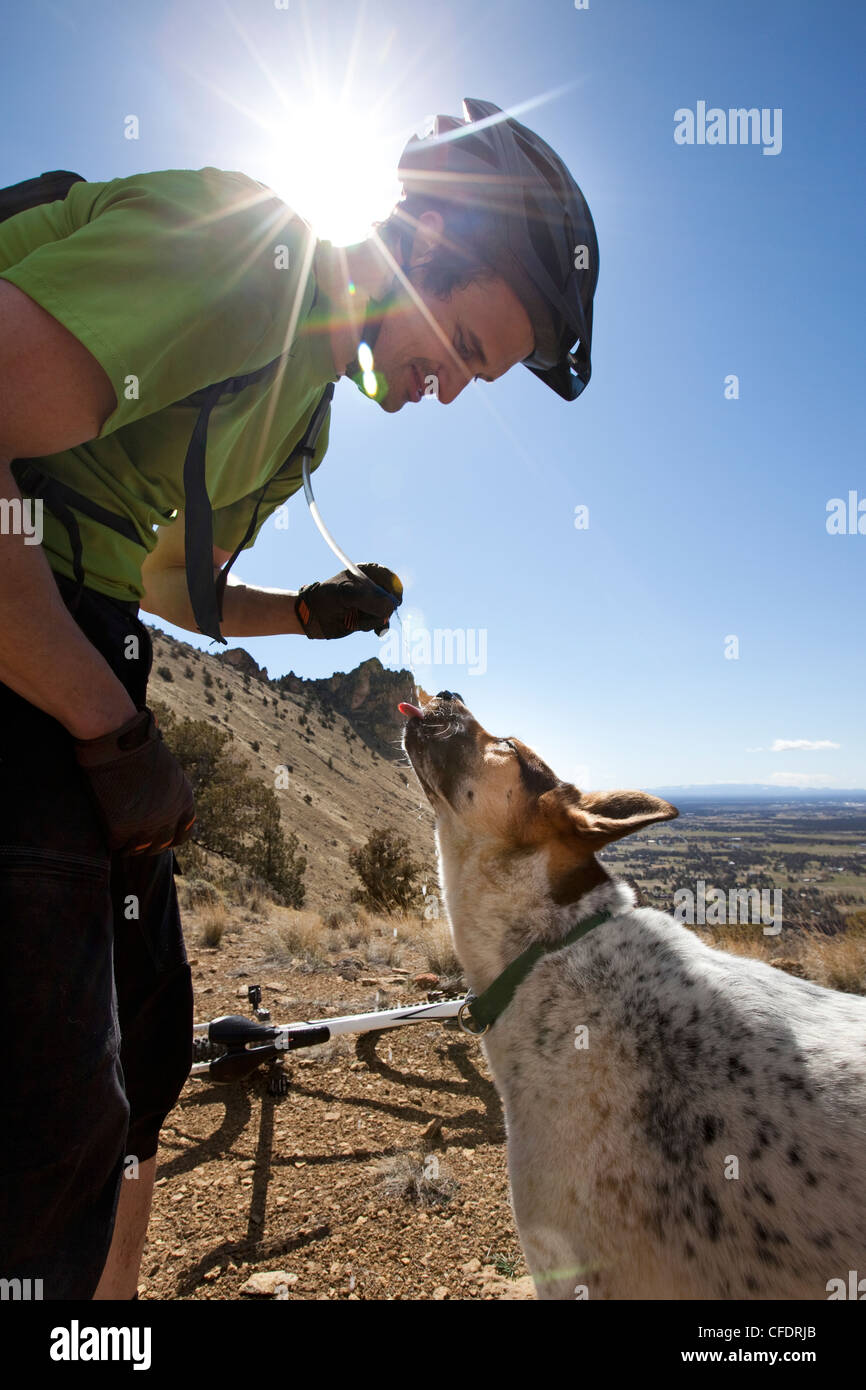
255, 96, 404, 246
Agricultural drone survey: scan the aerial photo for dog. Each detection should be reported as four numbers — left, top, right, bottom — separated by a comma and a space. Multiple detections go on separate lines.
399, 692, 866, 1300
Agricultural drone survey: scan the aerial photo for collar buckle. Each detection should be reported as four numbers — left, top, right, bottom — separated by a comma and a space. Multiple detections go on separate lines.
457, 994, 490, 1036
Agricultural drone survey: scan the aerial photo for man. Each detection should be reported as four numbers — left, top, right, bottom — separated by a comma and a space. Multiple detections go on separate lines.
0, 99, 597, 1299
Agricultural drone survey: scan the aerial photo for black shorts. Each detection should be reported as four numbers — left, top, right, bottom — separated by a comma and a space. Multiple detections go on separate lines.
0, 571, 193, 1299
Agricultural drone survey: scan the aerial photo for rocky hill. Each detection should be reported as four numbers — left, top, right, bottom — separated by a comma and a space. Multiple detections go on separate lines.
275, 658, 426, 761
146, 627, 437, 911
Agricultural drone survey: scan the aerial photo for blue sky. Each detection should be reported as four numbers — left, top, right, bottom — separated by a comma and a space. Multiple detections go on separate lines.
5, 0, 865, 790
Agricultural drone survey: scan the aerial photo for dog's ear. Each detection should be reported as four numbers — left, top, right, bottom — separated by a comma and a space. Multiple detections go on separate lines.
538, 786, 679, 848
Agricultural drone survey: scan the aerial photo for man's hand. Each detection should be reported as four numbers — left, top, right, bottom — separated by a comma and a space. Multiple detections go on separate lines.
74, 707, 196, 856
295, 563, 403, 639
141, 517, 403, 640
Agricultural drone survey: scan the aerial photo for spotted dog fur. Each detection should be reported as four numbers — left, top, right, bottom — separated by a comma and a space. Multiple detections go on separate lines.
402, 694, 866, 1300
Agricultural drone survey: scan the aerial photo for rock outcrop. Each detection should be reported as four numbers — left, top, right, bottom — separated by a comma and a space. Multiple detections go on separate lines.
217, 648, 269, 682
277, 658, 420, 758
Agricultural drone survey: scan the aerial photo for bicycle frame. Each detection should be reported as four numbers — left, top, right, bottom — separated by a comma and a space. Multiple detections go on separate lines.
191, 997, 466, 1084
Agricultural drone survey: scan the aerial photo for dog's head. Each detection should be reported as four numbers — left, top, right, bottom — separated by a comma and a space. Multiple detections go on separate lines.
400, 692, 679, 905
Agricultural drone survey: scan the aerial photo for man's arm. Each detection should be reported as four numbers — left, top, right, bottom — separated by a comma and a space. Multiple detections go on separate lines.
0, 281, 137, 738
139, 512, 305, 637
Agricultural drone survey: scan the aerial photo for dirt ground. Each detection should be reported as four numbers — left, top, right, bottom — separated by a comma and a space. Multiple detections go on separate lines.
140, 900, 535, 1302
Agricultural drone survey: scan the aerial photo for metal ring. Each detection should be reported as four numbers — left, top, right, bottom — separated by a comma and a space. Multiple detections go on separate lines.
457, 999, 490, 1037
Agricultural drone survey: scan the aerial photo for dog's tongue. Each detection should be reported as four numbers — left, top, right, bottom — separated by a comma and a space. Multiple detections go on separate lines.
398, 702, 424, 719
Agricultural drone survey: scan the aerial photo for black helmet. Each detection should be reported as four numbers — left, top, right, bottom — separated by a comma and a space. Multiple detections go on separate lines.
387, 98, 599, 401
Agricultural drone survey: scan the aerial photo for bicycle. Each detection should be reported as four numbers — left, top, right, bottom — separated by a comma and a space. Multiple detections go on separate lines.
191, 985, 475, 1092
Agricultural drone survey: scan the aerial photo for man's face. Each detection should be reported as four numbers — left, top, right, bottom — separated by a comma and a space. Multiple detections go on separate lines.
369, 218, 535, 412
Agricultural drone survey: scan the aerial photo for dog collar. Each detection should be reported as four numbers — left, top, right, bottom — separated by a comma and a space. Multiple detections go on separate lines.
457, 908, 612, 1037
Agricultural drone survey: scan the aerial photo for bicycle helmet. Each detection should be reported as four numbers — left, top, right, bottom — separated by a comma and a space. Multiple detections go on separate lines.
356, 97, 599, 401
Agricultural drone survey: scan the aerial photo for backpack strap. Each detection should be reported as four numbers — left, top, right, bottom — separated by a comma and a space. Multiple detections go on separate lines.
10, 459, 147, 616
212, 381, 334, 628
10, 460, 145, 547
182, 371, 335, 642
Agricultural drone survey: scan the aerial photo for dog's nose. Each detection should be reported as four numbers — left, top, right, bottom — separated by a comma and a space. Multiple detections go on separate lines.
435, 690, 464, 703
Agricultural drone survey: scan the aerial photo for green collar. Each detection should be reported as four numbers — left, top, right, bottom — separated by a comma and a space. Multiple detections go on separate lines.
457, 909, 613, 1037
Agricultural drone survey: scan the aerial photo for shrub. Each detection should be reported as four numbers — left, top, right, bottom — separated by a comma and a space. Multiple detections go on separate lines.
349, 827, 422, 915
173, 839, 207, 877
156, 665, 173, 682
177, 877, 223, 911
218, 870, 270, 915
203, 670, 213, 688
149, 697, 171, 727
155, 713, 307, 907
183, 664, 194, 680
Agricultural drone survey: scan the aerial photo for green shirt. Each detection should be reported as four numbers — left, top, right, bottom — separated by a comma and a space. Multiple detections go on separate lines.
0, 167, 338, 602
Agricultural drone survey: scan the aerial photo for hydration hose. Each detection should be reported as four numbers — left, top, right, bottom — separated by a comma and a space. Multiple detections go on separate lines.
301, 456, 401, 630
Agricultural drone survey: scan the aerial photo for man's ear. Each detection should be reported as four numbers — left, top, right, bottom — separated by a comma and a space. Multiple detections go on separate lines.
538, 786, 679, 849
409, 210, 446, 267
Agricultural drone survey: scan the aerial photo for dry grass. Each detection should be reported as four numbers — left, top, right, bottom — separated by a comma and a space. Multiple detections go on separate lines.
418, 917, 463, 979
364, 934, 405, 969
694, 923, 777, 963
800, 932, 866, 994
695, 922, 866, 996
263, 909, 330, 972
342, 906, 377, 950
324, 906, 412, 965
197, 901, 230, 948
371, 1151, 458, 1208
219, 870, 271, 916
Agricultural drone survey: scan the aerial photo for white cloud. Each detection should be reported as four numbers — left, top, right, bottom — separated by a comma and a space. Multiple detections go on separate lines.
768, 771, 835, 787
770, 738, 840, 753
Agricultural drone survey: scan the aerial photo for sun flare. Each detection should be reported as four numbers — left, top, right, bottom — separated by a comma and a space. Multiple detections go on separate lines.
255, 96, 404, 245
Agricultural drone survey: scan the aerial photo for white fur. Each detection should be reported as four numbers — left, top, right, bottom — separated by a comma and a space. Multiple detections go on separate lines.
437, 831, 866, 1301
